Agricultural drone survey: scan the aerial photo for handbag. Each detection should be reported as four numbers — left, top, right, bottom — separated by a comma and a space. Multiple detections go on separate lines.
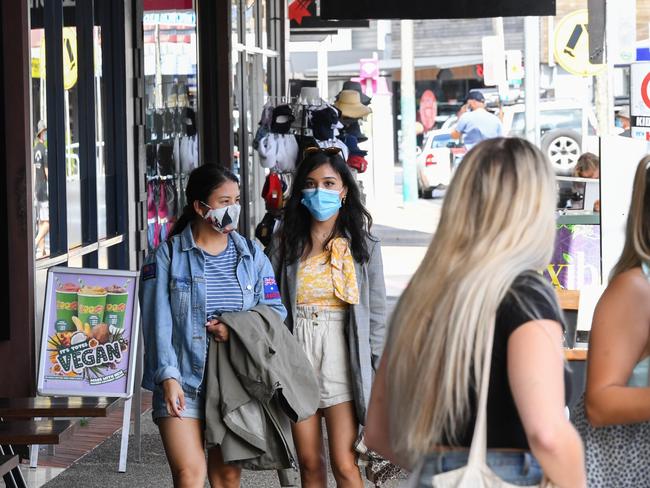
403, 323, 557, 488
355, 432, 406, 486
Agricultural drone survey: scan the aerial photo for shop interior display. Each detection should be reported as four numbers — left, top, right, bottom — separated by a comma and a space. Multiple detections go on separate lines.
145, 81, 199, 251
253, 83, 372, 245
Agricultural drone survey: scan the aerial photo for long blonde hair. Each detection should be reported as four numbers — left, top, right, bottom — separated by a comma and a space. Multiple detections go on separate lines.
386, 137, 559, 462
610, 155, 650, 280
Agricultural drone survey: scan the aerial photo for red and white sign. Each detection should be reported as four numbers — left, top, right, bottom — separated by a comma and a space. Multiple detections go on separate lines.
630, 63, 650, 141
419, 90, 438, 132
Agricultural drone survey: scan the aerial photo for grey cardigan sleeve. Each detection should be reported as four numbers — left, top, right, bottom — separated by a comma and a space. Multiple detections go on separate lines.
367, 239, 387, 370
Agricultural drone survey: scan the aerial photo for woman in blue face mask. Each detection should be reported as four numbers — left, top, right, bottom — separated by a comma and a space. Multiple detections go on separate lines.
140, 164, 286, 488
267, 147, 387, 487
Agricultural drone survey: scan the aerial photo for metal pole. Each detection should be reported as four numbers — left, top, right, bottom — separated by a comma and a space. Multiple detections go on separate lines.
317, 39, 329, 101
524, 16, 541, 147
400, 20, 418, 202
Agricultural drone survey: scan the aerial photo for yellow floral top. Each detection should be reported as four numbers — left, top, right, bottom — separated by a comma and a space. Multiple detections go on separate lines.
296, 237, 360, 309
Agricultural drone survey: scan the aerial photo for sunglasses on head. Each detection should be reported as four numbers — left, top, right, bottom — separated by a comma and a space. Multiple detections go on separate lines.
302, 146, 342, 158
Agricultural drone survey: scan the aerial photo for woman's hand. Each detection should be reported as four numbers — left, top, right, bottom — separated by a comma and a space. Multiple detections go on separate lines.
162, 378, 185, 418
206, 318, 229, 342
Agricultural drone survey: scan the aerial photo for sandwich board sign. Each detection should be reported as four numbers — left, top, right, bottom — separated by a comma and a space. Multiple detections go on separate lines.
36, 267, 141, 473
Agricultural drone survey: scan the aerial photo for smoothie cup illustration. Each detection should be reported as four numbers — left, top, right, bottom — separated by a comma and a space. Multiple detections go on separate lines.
77, 286, 107, 328
55, 283, 80, 332
105, 285, 129, 330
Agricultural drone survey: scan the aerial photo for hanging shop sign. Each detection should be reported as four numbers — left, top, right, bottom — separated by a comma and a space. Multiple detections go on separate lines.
630, 63, 650, 141
289, 0, 368, 29
553, 10, 605, 77
506, 50, 524, 81
320, 0, 555, 20
481, 36, 506, 87
37, 267, 140, 398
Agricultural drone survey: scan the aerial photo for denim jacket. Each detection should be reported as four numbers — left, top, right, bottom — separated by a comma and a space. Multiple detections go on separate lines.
140, 225, 287, 398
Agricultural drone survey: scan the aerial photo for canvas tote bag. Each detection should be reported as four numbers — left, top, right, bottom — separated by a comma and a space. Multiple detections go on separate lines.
403, 323, 557, 487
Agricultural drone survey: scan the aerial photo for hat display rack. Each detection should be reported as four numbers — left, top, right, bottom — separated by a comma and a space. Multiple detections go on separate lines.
145, 79, 199, 251
253, 83, 373, 246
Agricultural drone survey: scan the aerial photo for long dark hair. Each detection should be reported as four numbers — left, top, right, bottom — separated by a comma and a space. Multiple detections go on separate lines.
168, 164, 239, 239
281, 150, 373, 263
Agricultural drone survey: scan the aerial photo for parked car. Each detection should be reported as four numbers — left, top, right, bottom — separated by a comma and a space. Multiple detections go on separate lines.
501, 100, 597, 175
416, 128, 466, 198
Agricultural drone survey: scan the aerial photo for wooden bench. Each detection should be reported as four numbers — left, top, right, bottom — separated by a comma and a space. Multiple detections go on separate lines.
0, 396, 121, 476
0, 396, 121, 419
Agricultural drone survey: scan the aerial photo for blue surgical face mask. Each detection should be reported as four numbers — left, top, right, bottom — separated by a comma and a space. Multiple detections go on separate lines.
301, 188, 342, 222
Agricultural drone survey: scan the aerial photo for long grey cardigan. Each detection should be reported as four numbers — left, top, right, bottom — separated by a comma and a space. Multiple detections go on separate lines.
266, 234, 387, 424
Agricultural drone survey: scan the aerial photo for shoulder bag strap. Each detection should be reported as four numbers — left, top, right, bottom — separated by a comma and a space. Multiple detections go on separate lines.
466, 322, 496, 468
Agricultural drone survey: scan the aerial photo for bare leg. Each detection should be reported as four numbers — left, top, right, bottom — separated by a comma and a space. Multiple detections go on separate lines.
323, 402, 363, 488
35, 220, 49, 255
207, 445, 242, 488
158, 417, 207, 488
292, 411, 327, 488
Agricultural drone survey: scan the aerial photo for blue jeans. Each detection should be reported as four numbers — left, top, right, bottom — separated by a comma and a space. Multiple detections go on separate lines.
417, 450, 542, 487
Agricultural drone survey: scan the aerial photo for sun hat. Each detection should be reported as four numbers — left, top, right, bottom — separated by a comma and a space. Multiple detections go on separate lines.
334, 90, 372, 119
618, 107, 630, 119
37, 120, 47, 136
337, 81, 371, 106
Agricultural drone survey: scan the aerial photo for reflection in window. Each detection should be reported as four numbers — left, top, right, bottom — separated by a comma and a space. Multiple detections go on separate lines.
30, 28, 50, 259
143, 8, 199, 251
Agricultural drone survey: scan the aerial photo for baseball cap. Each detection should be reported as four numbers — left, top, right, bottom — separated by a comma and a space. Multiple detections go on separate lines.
465, 91, 485, 103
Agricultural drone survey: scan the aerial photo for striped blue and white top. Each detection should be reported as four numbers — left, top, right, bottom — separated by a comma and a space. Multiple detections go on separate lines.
204, 236, 244, 317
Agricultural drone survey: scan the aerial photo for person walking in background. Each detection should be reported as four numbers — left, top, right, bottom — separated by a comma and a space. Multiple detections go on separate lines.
616, 107, 631, 137
450, 91, 503, 149
33, 120, 49, 258
267, 147, 387, 487
140, 164, 286, 488
364, 138, 585, 487
572, 155, 650, 487
574, 152, 600, 212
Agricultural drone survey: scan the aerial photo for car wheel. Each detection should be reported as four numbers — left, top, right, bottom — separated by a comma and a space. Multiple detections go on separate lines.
540, 129, 582, 175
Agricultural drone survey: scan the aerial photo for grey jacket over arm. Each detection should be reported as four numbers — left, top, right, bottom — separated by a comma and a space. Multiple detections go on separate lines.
266, 233, 387, 424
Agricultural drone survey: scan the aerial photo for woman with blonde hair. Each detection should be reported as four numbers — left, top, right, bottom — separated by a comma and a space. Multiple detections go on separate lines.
365, 137, 586, 487
572, 155, 650, 486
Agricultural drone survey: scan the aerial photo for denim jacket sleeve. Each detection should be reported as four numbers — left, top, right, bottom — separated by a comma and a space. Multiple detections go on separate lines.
252, 240, 287, 321
139, 243, 182, 387
368, 239, 387, 370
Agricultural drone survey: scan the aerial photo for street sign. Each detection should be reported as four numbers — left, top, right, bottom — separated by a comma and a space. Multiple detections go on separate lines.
630, 63, 650, 140
554, 10, 605, 77
481, 36, 506, 87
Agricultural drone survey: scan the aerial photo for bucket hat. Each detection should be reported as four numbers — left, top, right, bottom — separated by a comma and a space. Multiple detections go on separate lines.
342, 134, 367, 157
334, 90, 372, 119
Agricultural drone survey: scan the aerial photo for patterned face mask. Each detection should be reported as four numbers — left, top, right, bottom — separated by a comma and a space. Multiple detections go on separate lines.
200, 202, 241, 233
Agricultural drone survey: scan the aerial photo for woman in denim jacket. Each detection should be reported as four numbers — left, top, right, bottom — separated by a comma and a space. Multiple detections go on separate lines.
140, 164, 286, 488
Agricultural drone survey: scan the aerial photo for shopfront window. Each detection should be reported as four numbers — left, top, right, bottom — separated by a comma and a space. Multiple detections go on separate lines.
30, 28, 50, 259
143, 5, 199, 251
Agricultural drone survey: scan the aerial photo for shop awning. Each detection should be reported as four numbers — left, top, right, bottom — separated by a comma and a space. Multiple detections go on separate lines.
320, 0, 555, 19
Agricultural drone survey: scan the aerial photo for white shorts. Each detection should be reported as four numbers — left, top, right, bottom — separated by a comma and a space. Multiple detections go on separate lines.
294, 305, 353, 409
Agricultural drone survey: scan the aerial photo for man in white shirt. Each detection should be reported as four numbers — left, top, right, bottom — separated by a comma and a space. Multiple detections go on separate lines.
451, 91, 503, 149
